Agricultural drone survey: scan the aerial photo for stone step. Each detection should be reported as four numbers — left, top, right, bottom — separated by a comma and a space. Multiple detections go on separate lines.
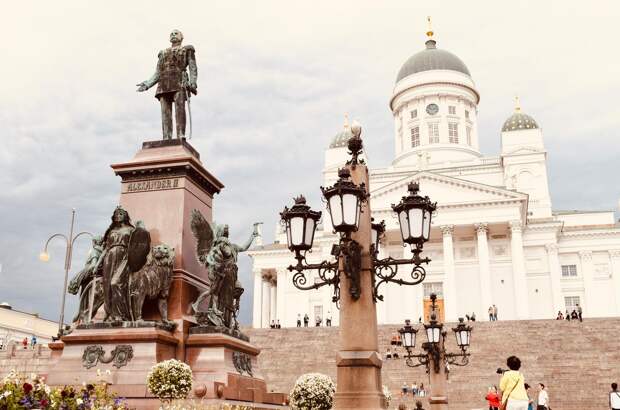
246, 317, 620, 410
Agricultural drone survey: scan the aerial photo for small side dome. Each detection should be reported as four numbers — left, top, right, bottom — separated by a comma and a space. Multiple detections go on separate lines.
0, 302, 12, 310
329, 115, 353, 148
502, 98, 539, 132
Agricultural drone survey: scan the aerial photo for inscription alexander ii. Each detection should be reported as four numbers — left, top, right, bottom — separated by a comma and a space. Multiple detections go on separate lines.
126, 178, 180, 193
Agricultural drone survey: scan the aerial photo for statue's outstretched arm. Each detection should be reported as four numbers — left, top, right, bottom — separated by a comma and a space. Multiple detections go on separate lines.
137, 51, 161, 91
236, 224, 259, 252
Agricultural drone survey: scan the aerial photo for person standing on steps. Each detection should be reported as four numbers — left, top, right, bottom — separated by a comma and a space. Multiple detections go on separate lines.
485, 385, 500, 410
296, 313, 301, 327
576, 304, 583, 322
524, 383, 534, 410
303, 313, 309, 327
610, 382, 620, 410
488, 305, 494, 321
499, 355, 528, 410
536, 383, 549, 410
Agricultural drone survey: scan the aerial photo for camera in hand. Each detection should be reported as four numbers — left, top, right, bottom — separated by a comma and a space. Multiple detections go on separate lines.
496, 367, 507, 374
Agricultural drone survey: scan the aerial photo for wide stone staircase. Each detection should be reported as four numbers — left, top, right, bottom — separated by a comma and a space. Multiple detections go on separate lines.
246, 318, 620, 410
1, 319, 618, 409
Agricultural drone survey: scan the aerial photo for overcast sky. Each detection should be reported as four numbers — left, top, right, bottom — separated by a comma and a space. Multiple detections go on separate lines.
1, 1, 619, 327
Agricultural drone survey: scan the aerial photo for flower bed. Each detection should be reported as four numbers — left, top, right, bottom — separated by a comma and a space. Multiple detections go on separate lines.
0, 369, 128, 409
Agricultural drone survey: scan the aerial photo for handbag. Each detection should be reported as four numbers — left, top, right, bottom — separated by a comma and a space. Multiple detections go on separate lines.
499, 374, 520, 410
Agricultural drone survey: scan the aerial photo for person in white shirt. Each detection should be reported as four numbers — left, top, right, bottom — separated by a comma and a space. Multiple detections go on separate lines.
536, 383, 549, 410
610, 382, 620, 410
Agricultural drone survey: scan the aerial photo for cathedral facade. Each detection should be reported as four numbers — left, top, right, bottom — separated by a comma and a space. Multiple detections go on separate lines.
248, 30, 620, 328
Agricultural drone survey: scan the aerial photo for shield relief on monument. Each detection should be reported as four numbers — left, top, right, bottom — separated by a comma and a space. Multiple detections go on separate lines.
128, 226, 151, 272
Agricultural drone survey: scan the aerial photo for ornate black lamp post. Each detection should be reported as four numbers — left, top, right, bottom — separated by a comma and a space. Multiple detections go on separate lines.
399, 293, 473, 409
279, 121, 437, 409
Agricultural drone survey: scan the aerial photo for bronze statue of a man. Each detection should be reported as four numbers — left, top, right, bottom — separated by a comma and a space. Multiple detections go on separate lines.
137, 30, 197, 139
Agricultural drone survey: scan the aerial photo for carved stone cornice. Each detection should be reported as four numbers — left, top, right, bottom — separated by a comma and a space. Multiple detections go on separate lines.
578, 250, 593, 261
440, 225, 454, 237
474, 223, 488, 235
509, 220, 523, 233
609, 250, 620, 259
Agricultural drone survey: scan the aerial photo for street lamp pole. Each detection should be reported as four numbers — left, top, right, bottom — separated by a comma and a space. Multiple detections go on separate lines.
280, 121, 437, 409
40, 209, 93, 338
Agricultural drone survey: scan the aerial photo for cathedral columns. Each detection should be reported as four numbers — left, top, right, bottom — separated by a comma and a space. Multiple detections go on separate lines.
276, 269, 286, 326
579, 250, 595, 314
545, 244, 564, 315
252, 270, 263, 328
509, 221, 529, 319
441, 225, 457, 321
475, 223, 492, 318
269, 276, 278, 325
609, 250, 620, 315
261, 270, 272, 327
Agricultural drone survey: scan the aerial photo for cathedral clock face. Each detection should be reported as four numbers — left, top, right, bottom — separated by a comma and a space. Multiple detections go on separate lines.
426, 103, 439, 115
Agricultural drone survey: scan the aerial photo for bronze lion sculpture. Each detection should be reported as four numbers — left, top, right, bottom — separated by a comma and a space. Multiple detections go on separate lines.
129, 243, 175, 323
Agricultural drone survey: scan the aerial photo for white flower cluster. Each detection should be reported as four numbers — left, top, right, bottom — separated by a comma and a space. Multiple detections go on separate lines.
289, 373, 335, 410
146, 359, 193, 400
382, 385, 392, 407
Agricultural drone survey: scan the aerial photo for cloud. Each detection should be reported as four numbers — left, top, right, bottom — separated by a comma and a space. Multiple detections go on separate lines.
1, 0, 619, 326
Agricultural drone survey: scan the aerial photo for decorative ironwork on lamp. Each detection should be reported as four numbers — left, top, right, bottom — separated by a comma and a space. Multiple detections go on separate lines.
279, 120, 437, 305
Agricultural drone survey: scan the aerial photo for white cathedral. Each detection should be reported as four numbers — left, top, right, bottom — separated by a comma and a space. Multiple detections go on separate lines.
248, 28, 620, 328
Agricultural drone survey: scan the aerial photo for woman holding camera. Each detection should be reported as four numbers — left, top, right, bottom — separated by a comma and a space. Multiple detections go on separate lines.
499, 356, 529, 410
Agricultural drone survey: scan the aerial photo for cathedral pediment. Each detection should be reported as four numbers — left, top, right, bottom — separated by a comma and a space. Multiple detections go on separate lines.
502, 146, 545, 156
370, 171, 528, 209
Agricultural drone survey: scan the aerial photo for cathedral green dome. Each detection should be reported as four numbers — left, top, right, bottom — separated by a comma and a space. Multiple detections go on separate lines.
396, 39, 471, 82
502, 110, 539, 132
329, 124, 353, 148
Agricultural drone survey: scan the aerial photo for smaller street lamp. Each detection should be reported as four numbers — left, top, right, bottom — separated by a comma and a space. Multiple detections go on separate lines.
40, 209, 93, 338
399, 293, 472, 374
452, 318, 473, 350
423, 314, 443, 345
398, 319, 418, 349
